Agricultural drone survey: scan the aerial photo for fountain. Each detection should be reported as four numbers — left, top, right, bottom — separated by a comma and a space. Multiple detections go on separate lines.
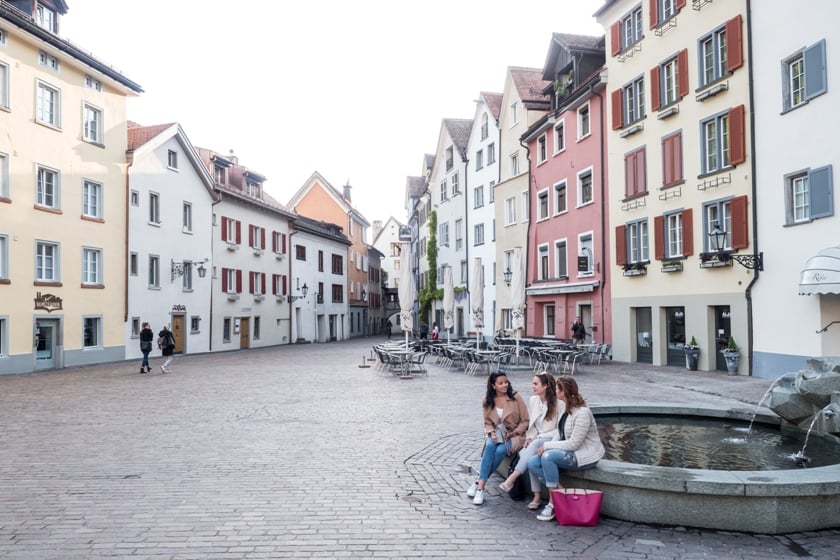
557, 358, 840, 534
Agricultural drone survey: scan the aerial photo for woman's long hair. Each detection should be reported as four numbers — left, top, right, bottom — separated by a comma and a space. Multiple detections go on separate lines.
535, 372, 557, 421
557, 375, 586, 412
483, 372, 515, 409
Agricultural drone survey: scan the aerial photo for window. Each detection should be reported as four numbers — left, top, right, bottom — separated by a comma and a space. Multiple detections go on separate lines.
510, 152, 519, 176
489, 180, 495, 203
656, 209, 694, 260
332, 254, 343, 274
168, 150, 178, 169
555, 240, 567, 278
537, 189, 549, 220
613, 4, 642, 51
36, 166, 59, 209
85, 75, 101, 92
623, 76, 645, 125
36, 4, 57, 32
82, 247, 101, 285
35, 241, 58, 281
221, 268, 239, 293
654, 0, 676, 24
487, 143, 496, 164
652, 51, 688, 111
701, 106, 745, 174
332, 284, 344, 303
249, 271, 265, 295
82, 180, 102, 219
222, 217, 239, 244
445, 146, 454, 171
661, 131, 683, 187
439, 221, 449, 246
36, 82, 60, 127
0, 28, 6, 46
626, 219, 649, 264
455, 219, 463, 250
223, 318, 231, 342
130, 190, 139, 206
505, 197, 516, 225
785, 165, 834, 225
182, 202, 192, 232
554, 181, 567, 215
254, 316, 260, 340
578, 169, 594, 206
272, 231, 287, 254
624, 147, 647, 198
474, 223, 485, 246
510, 102, 518, 125
439, 179, 447, 202
554, 122, 565, 153
782, 40, 827, 111
214, 165, 227, 184
182, 262, 193, 291
578, 104, 590, 138
149, 192, 160, 224
295, 244, 306, 260
0, 234, 8, 280
245, 180, 260, 198
537, 134, 547, 164
82, 317, 101, 348
545, 304, 555, 336
699, 17, 743, 88
0, 62, 9, 110
521, 191, 529, 222
148, 255, 160, 288
538, 245, 549, 280
83, 104, 102, 144
578, 234, 594, 275
473, 185, 484, 208
475, 149, 483, 170
460, 260, 468, 283
249, 225, 265, 250
38, 50, 59, 71
450, 173, 460, 195
129, 252, 138, 275
481, 113, 489, 139
191, 316, 201, 333
272, 274, 287, 297
130, 318, 140, 338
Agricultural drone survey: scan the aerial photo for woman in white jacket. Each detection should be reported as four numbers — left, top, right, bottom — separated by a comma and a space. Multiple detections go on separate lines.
498, 372, 559, 509
527, 375, 605, 521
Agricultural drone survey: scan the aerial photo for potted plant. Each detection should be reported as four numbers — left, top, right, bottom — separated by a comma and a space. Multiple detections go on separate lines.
684, 336, 700, 371
721, 336, 740, 375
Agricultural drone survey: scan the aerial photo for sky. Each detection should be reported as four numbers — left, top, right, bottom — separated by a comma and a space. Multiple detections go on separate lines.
61, 0, 605, 228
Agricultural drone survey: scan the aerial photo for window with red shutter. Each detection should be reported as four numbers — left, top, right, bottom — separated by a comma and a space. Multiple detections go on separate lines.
662, 131, 683, 187
615, 225, 628, 265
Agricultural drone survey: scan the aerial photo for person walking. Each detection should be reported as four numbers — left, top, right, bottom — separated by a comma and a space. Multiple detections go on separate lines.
139, 322, 154, 373
158, 325, 176, 373
386, 319, 392, 339
571, 316, 586, 346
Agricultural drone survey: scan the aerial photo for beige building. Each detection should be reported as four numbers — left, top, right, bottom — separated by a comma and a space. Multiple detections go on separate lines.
595, 0, 754, 373
0, 1, 142, 374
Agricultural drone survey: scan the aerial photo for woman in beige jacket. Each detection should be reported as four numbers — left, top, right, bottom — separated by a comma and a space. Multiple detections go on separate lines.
466, 371, 529, 505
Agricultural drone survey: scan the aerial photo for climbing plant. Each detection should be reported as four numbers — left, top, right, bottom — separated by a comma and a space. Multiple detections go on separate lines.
418, 210, 443, 319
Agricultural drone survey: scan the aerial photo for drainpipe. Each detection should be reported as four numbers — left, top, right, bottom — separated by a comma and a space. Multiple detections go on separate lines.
595, 80, 608, 346
744, 0, 761, 375
462, 156, 470, 340
288, 227, 298, 343
519, 136, 532, 337
209, 193, 222, 352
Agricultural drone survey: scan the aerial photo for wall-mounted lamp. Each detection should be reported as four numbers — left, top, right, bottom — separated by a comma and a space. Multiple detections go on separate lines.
503, 267, 513, 287
361, 288, 367, 301
707, 226, 764, 271
171, 259, 208, 282
288, 283, 309, 303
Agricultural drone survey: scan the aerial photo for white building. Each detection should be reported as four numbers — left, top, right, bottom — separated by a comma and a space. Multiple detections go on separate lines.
125, 123, 216, 360
371, 217, 404, 290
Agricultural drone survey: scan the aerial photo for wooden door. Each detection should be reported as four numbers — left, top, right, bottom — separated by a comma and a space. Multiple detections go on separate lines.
171, 315, 185, 354
239, 318, 250, 349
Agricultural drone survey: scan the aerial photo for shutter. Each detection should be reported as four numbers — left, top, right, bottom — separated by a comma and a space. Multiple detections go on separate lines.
804, 39, 827, 99
809, 165, 834, 219
236, 269, 242, 293
625, 152, 636, 198
677, 49, 689, 98
726, 15, 744, 72
261, 273, 266, 295
650, 66, 661, 111
221, 217, 228, 241
611, 89, 623, 130
636, 148, 647, 194
682, 208, 694, 256
730, 195, 749, 249
662, 135, 673, 186
248, 225, 254, 247
673, 132, 683, 183
649, 0, 658, 29
676, 0, 686, 9
261, 228, 266, 250
235, 220, 241, 244
610, 22, 621, 56
615, 225, 628, 265
249, 271, 254, 294
222, 268, 228, 293
282, 233, 287, 253
654, 215, 665, 260
729, 105, 746, 165
272, 231, 277, 253
282, 275, 287, 295
272, 274, 277, 295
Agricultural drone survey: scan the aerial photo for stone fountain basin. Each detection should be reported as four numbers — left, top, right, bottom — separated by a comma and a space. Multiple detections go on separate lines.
562, 404, 840, 534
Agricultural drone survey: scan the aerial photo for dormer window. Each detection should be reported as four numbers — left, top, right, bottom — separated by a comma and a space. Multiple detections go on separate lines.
246, 181, 261, 198
37, 4, 57, 33
214, 165, 227, 184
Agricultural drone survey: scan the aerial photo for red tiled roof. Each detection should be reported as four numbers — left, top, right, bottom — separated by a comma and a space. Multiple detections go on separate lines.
127, 122, 176, 151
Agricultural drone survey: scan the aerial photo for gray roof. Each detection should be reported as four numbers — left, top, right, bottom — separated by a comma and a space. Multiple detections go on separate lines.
443, 118, 473, 158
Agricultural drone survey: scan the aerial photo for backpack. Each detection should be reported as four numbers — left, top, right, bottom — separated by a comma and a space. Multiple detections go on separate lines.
158, 332, 174, 349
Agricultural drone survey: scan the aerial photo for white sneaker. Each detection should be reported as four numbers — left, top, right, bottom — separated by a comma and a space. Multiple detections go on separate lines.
536, 503, 555, 521
466, 481, 478, 498
472, 489, 485, 505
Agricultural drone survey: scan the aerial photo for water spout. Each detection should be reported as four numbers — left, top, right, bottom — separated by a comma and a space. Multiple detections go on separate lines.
748, 375, 785, 433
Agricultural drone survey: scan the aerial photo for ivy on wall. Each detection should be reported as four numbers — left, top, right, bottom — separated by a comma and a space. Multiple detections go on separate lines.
418, 210, 443, 319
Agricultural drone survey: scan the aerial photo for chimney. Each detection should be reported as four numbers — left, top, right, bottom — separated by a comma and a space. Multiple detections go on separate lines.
372, 220, 383, 240
342, 180, 352, 202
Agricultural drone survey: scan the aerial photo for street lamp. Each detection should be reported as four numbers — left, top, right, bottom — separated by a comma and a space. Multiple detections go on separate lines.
171, 259, 208, 282
706, 226, 764, 271
288, 283, 309, 303
708, 225, 727, 253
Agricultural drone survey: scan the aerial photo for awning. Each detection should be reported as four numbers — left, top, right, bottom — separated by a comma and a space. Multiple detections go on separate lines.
799, 246, 840, 295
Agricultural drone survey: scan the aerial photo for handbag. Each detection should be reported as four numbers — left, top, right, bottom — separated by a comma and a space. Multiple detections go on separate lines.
550, 488, 603, 526
506, 454, 527, 501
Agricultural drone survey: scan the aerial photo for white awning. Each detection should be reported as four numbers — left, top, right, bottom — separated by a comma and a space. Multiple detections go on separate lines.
799, 246, 840, 295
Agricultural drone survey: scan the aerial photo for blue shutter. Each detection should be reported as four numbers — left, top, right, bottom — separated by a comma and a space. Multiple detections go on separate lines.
804, 39, 827, 99
809, 165, 833, 219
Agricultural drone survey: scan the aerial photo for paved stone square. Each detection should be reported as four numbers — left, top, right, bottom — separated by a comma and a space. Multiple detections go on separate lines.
1, 338, 838, 559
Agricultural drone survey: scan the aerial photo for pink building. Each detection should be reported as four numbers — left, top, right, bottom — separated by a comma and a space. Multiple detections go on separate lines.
522, 33, 612, 344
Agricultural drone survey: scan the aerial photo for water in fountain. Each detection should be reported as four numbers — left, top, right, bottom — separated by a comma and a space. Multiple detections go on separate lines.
746, 375, 785, 434
795, 411, 824, 462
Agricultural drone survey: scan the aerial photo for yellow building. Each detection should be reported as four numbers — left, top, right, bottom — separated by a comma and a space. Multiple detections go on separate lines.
0, 1, 142, 374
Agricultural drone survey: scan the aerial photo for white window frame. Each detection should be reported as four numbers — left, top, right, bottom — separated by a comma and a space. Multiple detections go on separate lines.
0, 61, 9, 110
130, 190, 139, 206
0, 151, 8, 199
553, 121, 565, 154
0, 233, 8, 280
510, 152, 520, 176
129, 252, 138, 276
36, 165, 60, 209
36, 81, 60, 127
82, 247, 102, 285
782, 40, 827, 111
149, 192, 161, 224
703, 199, 732, 252
577, 103, 591, 140
621, 5, 644, 50
701, 111, 730, 174
662, 56, 679, 107
84, 75, 102, 92
83, 103, 103, 144
623, 76, 645, 125
182, 262, 193, 291
577, 167, 594, 207
664, 212, 683, 259
487, 143, 496, 164
168, 149, 179, 169
438, 221, 449, 246
36, 5, 57, 32
182, 202, 192, 232
554, 181, 567, 215
82, 179, 102, 219
578, 233, 595, 277
537, 188, 549, 221
35, 240, 59, 281
439, 179, 447, 202
554, 239, 568, 278
627, 219, 649, 264
521, 190, 529, 223
510, 102, 518, 126
504, 196, 516, 225
538, 244, 550, 280
473, 223, 485, 246
699, 25, 727, 88
473, 184, 484, 208
537, 134, 548, 164
38, 50, 59, 71
82, 316, 102, 349
455, 219, 463, 251
149, 255, 160, 288
475, 149, 483, 170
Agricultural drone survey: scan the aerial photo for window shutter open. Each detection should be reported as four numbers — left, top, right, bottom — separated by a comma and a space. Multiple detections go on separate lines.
272, 274, 277, 295
236, 269, 242, 293
282, 233, 287, 253
809, 165, 834, 219
649, 0, 659, 29
611, 89, 623, 130
676, 0, 686, 9
654, 215, 665, 260
248, 226, 254, 247
261, 228, 266, 250
804, 39, 828, 100
222, 268, 228, 292
726, 15, 744, 72
282, 275, 287, 295
261, 273, 266, 294
272, 231, 277, 252
625, 152, 637, 197
636, 148, 647, 195
610, 22, 621, 56
221, 217, 228, 241
615, 225, 628, 265
235, 220, 241, 244
677, 49, 689, 98
731, 195, 749, 249
651, 66, 661, 111
682, 208, 694, 256
729, 105, 746, 165
249, 271, 255, 294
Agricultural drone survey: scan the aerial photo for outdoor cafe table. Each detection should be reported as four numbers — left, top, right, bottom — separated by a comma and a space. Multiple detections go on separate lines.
475, 350, 503, 375
387, 349, 415, 377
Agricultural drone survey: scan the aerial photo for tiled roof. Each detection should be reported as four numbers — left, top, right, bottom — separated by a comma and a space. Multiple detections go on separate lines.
509, 66, 552, 106
552, 32, 604, 52
482, 92, 503, 121
127, 123, 176, 151
406, 176, 426, 198
444, 118, 473, 157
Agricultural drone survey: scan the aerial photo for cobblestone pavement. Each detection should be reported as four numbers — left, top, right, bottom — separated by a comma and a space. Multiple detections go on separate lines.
1, 338, 838, 559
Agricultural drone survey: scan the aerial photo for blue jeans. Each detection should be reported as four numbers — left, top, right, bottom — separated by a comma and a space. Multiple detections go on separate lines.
478, 437, 509, 481
528, 449, 594, 492
513, 437, 552, 474
141, 351, 150, 368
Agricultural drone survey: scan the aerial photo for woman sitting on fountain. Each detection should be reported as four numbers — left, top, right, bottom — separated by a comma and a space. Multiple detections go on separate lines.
527, 375, 605, 521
